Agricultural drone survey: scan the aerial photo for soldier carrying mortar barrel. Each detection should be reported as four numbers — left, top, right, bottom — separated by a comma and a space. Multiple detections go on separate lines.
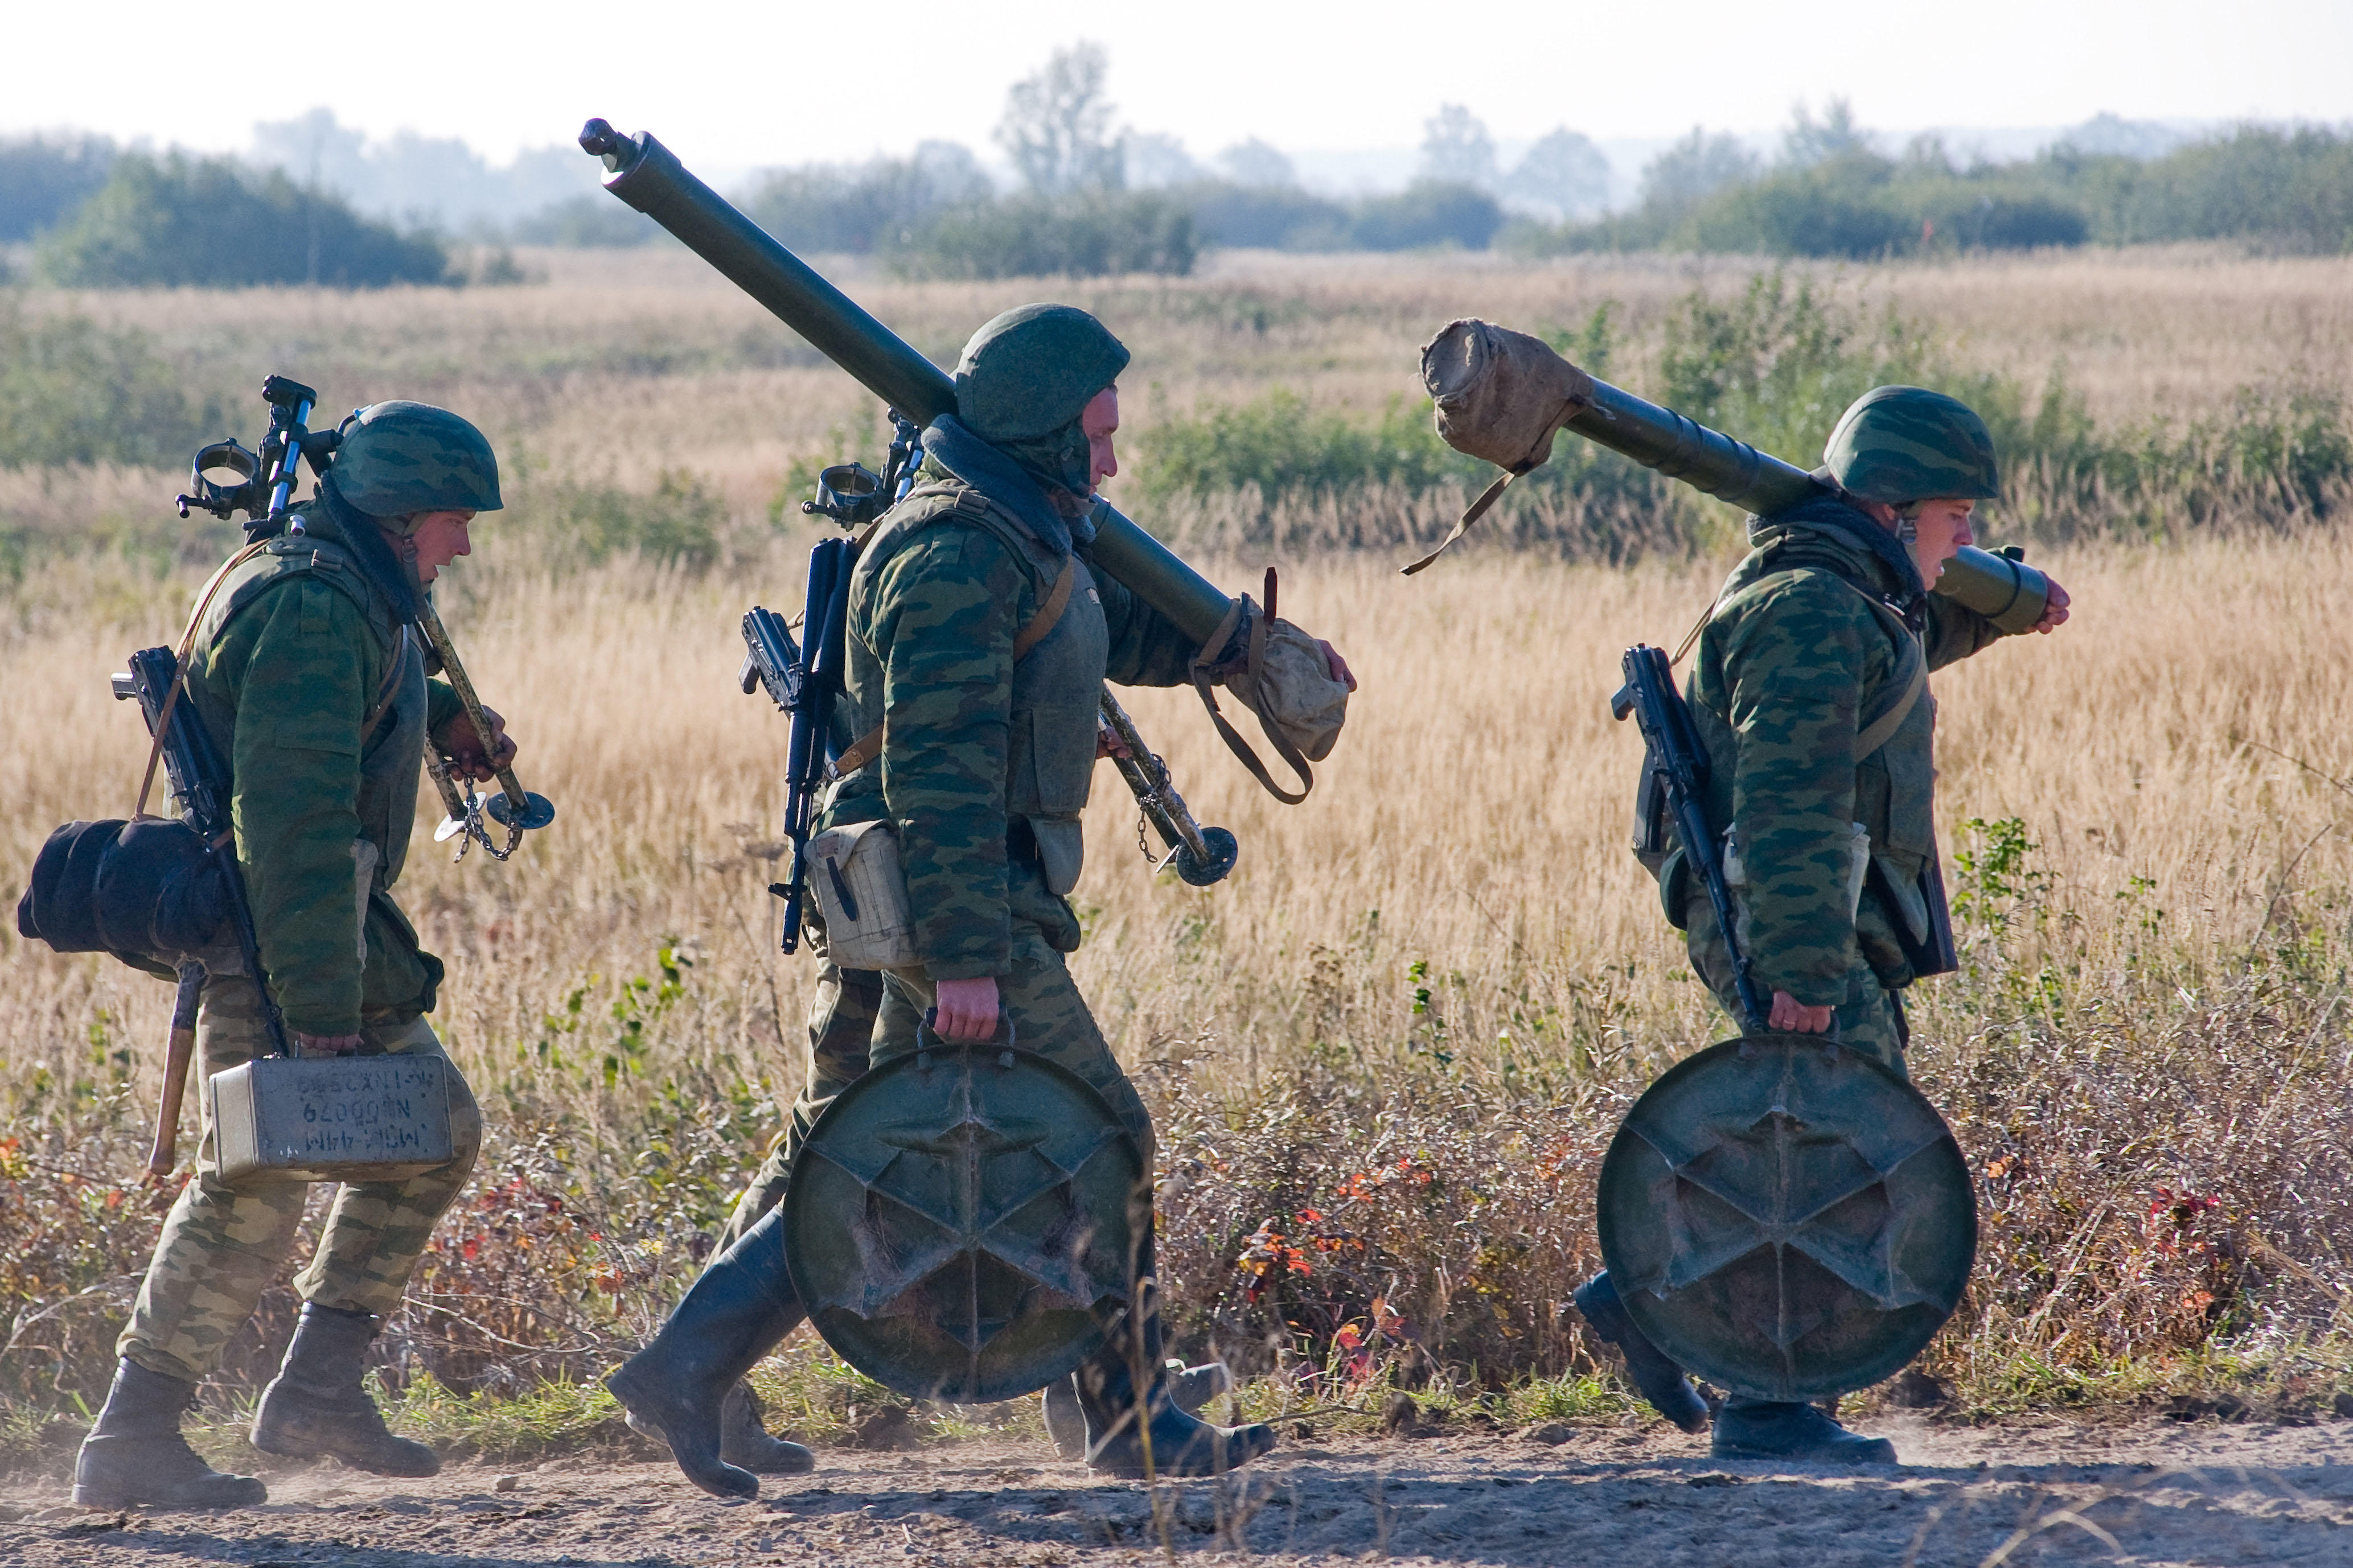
577, 120, 1356, 1499
1414, 322, 2071, 1464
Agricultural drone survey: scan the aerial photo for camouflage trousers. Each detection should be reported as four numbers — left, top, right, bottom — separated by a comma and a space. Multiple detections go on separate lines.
1682, 890, 1911, 1079
118, 974, 483, 1383
713, 963, 885, 1253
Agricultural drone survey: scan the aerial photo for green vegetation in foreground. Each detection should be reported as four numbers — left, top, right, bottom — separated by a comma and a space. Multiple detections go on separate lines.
14, 1332, 2331, 1478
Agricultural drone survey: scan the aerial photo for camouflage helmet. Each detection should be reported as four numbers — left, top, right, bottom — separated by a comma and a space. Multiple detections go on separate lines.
1822, 386, 1999, 507
328, 401, 503, 522
954, 304, 1130, 445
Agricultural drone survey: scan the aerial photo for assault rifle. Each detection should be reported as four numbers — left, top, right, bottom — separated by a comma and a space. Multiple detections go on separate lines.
114, 646, 293, 1171
1611, 644, 1767, 1033
739, 418, 924, 953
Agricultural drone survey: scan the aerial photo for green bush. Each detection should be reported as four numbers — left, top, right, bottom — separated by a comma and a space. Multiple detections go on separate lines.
36, 152, 449, 289
1181, 181, 1352, 250
513, 470, 730, 570
742, 150, 992, 255
1134, 389, 1480, 504
510, 194, 660, 248
1346, 180, 1503, 251
886, 190, 1196, 280
0, 300, 217, 467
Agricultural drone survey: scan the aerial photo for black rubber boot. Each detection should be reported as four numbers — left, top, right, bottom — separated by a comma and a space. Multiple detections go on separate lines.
1074, 1229, 1274, 1479
251, 1303, 440, 1477
628, 1380, 815, 1475
1045, 1359, 1227, 1460
606, 1208, 807, 1499
1571, 1271, 1711, 1434
1712, 1397, 1897, 1465
73, 1358, 268, 1511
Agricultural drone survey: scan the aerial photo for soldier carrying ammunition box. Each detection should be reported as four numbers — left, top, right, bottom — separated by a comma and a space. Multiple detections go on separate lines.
68, 402, 519, 1510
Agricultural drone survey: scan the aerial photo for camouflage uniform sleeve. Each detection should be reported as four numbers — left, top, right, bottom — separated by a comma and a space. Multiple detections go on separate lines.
1094, 567, 1201, 688
861, 524, 1026, 980
1711, 573, 1898, 1006
204, 577, 385, 1037
1921, 594, 2007, 671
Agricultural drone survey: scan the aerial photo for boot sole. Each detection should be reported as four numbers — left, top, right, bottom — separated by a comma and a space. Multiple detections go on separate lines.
1713, 1439, 1898, 1466
72, 1478, 269, 1510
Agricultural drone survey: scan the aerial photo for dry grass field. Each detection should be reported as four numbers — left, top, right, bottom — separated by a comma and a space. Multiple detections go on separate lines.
3, 247, 2352, 1468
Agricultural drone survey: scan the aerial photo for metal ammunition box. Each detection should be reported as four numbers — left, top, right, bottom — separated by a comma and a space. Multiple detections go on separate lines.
207, 1053, 453, 1184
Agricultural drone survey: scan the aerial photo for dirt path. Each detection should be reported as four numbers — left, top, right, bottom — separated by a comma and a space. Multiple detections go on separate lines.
4, 1415, 2350, 1567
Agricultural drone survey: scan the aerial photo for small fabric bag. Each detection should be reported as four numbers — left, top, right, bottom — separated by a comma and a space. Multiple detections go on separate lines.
1405, 319, 1596, 574
804, 818, 919, 970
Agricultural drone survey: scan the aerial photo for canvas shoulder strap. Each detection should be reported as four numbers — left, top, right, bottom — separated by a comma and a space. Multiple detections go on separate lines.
1841, 583, 1928, 761
831, 485, 1077, 779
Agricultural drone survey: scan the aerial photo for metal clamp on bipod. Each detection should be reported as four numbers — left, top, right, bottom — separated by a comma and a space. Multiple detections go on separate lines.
1099, 690, 1237, 888
801, 462, 888, 528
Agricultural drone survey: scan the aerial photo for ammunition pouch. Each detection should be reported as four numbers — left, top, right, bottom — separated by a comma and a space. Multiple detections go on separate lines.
804, 818, 918, 970
17, 818, 228, 976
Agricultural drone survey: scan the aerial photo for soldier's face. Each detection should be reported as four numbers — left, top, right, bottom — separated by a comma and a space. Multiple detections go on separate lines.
405, 511, 477, 583
1909, 498, 1975, 584
1082, 385, 1120, 494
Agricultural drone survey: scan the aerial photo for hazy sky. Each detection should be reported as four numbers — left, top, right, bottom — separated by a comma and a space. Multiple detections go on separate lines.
12, 0, 2350, 166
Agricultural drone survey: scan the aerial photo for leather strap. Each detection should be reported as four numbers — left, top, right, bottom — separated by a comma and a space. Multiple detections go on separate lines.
1012, 557, 1077, 660
832, 556, 1079, 780
1847, 589, 1928, 761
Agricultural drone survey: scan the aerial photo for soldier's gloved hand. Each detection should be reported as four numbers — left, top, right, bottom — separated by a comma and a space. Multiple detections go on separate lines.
434, 704, 518, 782
295, 1031, 364, 1056
933, 977, 1001, 1042
2031, 577, 2072, 634
1768, 991, 1835, 1034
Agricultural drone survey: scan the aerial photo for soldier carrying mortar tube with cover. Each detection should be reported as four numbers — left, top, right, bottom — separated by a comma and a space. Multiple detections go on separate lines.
1586, 386, 2071, 1463
1413, 320, 2070, 1464
61, 402, 523, 1509
607, 301, 1356, 1498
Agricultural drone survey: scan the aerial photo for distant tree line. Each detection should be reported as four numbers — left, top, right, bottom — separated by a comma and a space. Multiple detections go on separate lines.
7, 69, 2350, 288
1513, 100, 2353, 260
2, 140, 453, 288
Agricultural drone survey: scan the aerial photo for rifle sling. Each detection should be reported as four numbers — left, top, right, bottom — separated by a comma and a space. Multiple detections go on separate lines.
832, 555, 1077, 780
133, 542, 270, 821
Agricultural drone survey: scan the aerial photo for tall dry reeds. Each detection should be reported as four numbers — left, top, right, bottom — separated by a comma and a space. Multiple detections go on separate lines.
3, 522, 2349, 1413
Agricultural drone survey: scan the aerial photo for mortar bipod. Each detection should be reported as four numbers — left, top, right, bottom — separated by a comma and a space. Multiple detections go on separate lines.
1098, 689, 1237, 888
416, 598, 556, 862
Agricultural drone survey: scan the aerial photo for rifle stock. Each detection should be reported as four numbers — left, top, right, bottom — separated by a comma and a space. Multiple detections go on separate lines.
1612, 644, 1767, 1032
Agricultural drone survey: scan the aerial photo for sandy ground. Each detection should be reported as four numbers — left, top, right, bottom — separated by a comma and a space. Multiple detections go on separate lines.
3, 1415, 2350, 1567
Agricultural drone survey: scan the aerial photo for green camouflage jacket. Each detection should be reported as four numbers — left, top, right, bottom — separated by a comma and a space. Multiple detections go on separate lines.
822, 417, 1197, 980
1678, 496, 2011, 1003
184, 493, 462, 1035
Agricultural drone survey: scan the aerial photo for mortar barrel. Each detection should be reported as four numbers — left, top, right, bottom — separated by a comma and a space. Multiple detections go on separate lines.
581, 120, 1239, 647
1558, 369, 2051, 633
